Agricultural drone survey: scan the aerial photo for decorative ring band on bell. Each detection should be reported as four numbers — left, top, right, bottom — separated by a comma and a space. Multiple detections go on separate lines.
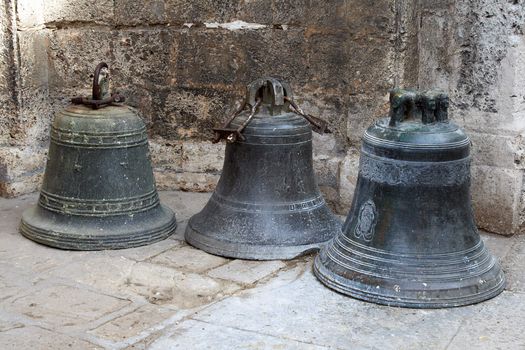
20, 62, 177, 250
185, 77, 341, 260
314, 88, 505, 308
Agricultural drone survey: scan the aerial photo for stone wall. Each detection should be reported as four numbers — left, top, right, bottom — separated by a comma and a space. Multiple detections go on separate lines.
0, 0, 523, 235
416, 0, 525, 235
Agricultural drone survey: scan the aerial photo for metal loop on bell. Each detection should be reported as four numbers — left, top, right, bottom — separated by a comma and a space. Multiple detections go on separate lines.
20, 63, 177, 250
71, 62, 125, 109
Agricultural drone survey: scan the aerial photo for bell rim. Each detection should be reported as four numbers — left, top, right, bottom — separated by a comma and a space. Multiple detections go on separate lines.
19, 204, 177, 251
185, 223, 328, 261
313, 252, 506, 309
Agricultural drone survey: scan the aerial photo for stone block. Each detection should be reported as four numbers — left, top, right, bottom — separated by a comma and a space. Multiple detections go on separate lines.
208, 260, 286, 285
0, 146, 46, 183
154, 171, 219, 192
174, 30, 247, 88
47, 29, 113, 94
236, 0, 273, 24
6, 285, 129, 327
165, 0, 241, 24
114, 0, 167, 26
469, 132, 518, 169
16, 0, 45, 29
156, 87, 236, 142
337, 152, 360, 214
313, 155, 341, 188
0, 146, 47, 197
112, 29, 175, 90
149, 138, 183, 172
471, 165, 523, 235
43, 0, 114, 25
264, 28, 309, 86
181, 142, 225, 173
90, 304, 176, 341
346, 92, 389, 146
0, 174, 43, 198
151, 245, 229, 273
116, 86, 159, 128
17, 30, 49, 91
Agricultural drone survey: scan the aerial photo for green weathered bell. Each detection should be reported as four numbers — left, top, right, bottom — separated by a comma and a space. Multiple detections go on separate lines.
20, 63, 177, 250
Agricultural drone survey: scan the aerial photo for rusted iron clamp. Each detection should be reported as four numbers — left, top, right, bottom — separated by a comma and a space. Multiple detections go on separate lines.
284, 96, 331, 134
212, 99, 262, 143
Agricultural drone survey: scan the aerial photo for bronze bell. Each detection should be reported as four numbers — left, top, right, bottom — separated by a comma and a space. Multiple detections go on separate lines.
314, 88, 505, 308
185, 77, 341, 260
20, 63, 177, 250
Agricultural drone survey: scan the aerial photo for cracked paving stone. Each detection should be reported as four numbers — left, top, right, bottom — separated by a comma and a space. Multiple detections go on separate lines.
101, 239, 183, 262
146, 319, 329, 350
194, 261, 475, 349
502, 235, 525, 293
45, 255, 137, 296
90, 304, 176, 341
0, 326, 103, 349
4, 285, 130, 328
207, 259, 286, 285
150, 245, 229, 273
447, 291, 525, 349
127, 262, 240, 308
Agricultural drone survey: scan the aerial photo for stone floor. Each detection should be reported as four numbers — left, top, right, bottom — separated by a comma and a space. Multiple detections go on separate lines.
0, 191, 524, 349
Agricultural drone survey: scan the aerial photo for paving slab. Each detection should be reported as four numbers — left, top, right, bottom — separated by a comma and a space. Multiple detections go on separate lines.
447, 291, 525, 349
0, 326, 103, 349
90, 304, 176, 342
194, 258, 477, 350
127, 262, 241, 308
0, 263, 41, 302
3, 284, 130, 329
480, 230, 516, 262
159, 191, 210, 241
100, 239, 183, 262
208, 259, 287, 285
146, 319, 330, 350
0, 191, 523, 350
151, 245, 230, 273
44, 255, 138, 296
502, 235, 525, 293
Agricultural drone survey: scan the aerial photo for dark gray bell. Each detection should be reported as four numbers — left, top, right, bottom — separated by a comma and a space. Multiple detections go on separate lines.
20, 63, 177, 250
314, 88, 505, 308
185, 77, 341, 260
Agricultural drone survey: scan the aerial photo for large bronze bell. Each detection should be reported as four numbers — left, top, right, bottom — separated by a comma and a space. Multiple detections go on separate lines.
314, 88, 505, 308
185, 77, 341, 260
20, 63, 177, 250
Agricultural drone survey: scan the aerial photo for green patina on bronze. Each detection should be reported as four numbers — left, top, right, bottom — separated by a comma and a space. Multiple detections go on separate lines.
19, 63, 176, 250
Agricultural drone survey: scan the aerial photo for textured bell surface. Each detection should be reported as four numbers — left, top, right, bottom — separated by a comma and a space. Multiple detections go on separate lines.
185, 77, 341, 260
314, 88, 505, 308
20, 63, 176, 250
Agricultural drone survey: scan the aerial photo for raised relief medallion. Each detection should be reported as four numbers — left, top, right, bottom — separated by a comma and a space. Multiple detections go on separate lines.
354, 199, 377, 242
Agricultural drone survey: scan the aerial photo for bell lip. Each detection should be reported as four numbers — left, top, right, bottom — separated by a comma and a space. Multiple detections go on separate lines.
20, 204, 177, 251
185, 222, 330, 261
313, 254, 506, 309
